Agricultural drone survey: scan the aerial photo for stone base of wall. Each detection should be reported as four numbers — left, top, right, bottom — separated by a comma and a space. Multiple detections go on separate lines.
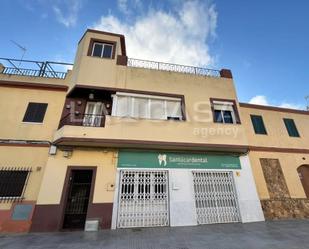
261, 198, 309, 219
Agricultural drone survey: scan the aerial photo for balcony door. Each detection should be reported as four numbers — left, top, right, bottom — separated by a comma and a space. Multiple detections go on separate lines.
83, 102, 104, 127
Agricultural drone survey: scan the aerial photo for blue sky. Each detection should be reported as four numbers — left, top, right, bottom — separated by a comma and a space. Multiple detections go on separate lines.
1, 0, 308, 109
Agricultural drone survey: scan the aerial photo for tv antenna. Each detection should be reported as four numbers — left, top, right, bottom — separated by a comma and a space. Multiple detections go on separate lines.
10, 40, 27, 67
305, 96, 309, 111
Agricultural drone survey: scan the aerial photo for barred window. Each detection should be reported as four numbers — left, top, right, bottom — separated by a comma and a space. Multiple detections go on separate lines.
0, 168, 31, 201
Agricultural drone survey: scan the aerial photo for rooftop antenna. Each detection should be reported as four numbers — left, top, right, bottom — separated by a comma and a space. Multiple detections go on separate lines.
10, 40, 27, 67
305, 96, 309, 111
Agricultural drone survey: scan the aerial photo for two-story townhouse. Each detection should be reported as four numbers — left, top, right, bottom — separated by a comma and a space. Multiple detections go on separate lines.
240, 103, 309, 219
0, 60, 72, 232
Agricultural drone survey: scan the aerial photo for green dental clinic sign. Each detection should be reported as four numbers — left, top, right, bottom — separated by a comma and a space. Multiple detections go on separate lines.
118, 150, 241, 169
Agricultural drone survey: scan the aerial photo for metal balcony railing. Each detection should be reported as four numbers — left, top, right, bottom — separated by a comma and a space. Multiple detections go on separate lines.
59, 113, 105, 129
127, 58, 221, 77
0, 58, 73, 79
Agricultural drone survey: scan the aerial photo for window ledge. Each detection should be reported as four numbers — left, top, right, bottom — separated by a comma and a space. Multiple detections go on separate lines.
22, 122, 44, 125
111, 116, 185, 122
87, 55, 115, 60
214, 122, 240, 125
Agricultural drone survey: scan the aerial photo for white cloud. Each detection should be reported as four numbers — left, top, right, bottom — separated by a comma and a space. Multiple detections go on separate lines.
249, 95, 269, 106
93, 0, 217, 67
117, 0, 129, 14
278, 103, 303, 110
249, 95, 304, 110
117, 0, 142, 15
53, 0, 82, 28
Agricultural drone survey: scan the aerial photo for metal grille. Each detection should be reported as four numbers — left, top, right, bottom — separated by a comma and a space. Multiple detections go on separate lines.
117, 170, 169, 228
193, 171, 240, 224
127, 58, 221, 78
0, 58, 72, 79
0, 167, 32, 202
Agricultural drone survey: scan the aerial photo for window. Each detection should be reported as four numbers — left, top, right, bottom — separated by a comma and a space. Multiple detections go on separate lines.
83, 102, 104, 127
0, 168, 31, 201
283, 118, 300, 137
23, 102, 48, 123
212, 101, 237, 124
112, 93, 183, 121
251, 115, 267, 135
91, 42, 113, 58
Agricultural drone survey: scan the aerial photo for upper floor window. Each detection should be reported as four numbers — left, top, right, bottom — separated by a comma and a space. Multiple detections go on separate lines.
22, 102, 48, 123
112, 92, 183, 121
211, 100, 240, 124
91, 42, 113, 59
251, 115, 267, 135
283, 118, 300, 137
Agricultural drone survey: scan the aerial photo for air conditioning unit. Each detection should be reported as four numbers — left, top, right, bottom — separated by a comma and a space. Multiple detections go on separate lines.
85, 219, 99, 232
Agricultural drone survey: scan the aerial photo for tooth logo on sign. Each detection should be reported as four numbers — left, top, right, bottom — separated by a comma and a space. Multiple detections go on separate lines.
158, 154, 167, 166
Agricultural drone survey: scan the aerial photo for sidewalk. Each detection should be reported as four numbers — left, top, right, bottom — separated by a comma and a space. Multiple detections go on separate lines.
0, 220, 308, 249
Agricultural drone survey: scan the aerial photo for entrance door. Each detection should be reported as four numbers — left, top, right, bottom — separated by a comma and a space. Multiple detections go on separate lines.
117, 170, 169, 228
63, 170, 93, 229
193, 171, 240, 224
83, 102, 104, 127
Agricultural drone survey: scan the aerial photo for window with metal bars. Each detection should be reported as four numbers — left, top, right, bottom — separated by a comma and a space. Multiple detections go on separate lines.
0, 168, 31, 202
22, 102, 48, 123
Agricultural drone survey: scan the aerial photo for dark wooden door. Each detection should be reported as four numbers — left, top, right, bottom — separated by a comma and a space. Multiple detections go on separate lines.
63, 170, 93, 229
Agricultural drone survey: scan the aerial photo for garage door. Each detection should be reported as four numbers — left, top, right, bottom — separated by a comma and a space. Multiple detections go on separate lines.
193, 171, 240, 224
117, 170, 169, 228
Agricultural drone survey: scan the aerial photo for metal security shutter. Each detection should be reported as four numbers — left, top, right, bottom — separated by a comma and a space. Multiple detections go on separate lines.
117, 170, 169, 228
193, 171, 240, 224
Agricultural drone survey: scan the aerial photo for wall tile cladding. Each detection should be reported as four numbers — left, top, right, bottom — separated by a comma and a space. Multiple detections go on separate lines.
260, 158, 290, 198
261, 198, 309, 219
260, 158, 309, 219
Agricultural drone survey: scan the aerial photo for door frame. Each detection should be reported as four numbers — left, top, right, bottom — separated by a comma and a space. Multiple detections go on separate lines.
59, 166, 97, 231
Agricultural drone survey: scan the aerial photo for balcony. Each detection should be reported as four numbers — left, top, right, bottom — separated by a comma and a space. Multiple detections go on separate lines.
54, 115, 248, 153
0, 58, 73, 79
59, 113, 105, 128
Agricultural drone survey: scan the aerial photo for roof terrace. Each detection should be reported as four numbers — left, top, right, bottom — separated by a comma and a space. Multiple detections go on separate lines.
0, 57, 231, 80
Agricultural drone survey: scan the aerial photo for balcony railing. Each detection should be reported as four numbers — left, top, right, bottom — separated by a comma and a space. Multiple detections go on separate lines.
127, 58, 221, 78
59, 113, 105, 129
0, 58, 73, 79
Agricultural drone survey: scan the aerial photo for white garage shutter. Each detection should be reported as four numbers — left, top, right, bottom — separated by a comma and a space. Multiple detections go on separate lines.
193, 171, 240, 224
117, 170, 169, 228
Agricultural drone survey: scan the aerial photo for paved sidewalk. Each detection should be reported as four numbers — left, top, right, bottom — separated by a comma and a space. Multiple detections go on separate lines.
0, 220, 308, 249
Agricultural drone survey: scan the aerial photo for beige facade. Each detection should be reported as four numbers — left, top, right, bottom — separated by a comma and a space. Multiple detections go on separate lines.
240, 104, 309, 219
0, 29, 308, 233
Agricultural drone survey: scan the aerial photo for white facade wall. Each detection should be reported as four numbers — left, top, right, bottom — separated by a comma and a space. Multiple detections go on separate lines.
111, 154, 264, 229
